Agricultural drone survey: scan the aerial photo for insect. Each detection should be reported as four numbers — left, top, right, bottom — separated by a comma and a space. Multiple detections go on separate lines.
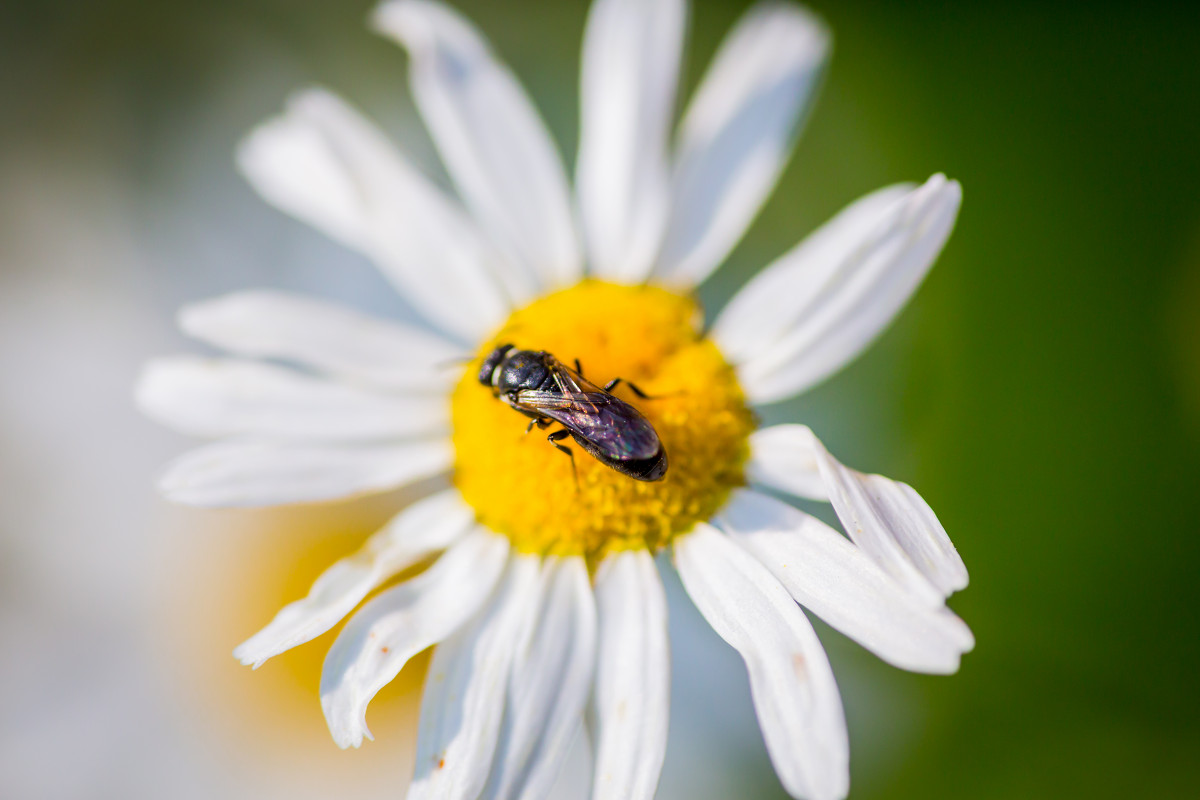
478, 344, 668, 482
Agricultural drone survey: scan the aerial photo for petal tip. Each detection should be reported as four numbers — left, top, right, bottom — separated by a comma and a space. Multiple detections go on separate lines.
322, 695, 370, 749
923, 172, 962, 206
943, 175, 963, 203
371, 0, 441, 48
772, 2, 833, 51
284, 86, 343, 122
132, 361, 164, 414
232, 640, 270, 669
234, 116, 287, 179
368, 1, 400, 37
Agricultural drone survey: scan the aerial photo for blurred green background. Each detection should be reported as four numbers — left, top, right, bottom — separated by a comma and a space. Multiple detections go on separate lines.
2, 0, 1198, 798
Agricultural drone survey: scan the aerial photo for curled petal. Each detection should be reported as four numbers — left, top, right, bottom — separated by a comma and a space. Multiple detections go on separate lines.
234, 489, 475, 668
718, 489, 973, 674
750, 425, 967, 605
319, 528, 511, 748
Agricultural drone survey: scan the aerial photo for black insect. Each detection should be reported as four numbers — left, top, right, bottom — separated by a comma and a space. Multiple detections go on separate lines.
478, 344, 668, 482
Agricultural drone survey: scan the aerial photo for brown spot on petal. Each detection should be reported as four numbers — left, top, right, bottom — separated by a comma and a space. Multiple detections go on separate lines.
381, 646, 389, 654
438, 758, 445, 770
792, 653, 807, 680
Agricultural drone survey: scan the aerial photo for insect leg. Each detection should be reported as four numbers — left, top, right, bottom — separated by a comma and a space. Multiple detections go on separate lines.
574, 358, 585, 376
603, 377, 654, 398
524, 417, 553, 435
547, 428, 578, 488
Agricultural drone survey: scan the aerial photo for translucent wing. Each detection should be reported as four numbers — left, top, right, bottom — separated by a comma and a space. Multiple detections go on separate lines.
544, 355, 597, 395
513, 389, 662, 461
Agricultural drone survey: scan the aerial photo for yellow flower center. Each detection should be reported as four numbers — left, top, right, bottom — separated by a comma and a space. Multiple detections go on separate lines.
451, 280, 755, 562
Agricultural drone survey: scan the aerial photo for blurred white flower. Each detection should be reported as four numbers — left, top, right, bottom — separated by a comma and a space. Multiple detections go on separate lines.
137, 2, 972, 799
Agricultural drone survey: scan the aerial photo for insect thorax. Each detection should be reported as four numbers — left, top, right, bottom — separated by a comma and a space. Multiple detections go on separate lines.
492, 349, 554, 394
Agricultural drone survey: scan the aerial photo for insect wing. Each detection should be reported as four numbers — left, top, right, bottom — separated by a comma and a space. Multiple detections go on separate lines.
543, 355, 598, 395
514, 389, 662, 461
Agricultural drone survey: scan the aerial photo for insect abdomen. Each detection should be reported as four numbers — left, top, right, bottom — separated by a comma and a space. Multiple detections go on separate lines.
572, 434, 668, 482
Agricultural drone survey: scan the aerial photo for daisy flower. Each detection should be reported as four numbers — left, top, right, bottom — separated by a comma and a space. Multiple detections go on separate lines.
137, 1, 973, 799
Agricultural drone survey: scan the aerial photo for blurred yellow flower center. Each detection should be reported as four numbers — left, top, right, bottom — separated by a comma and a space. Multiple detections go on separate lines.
451, 280, 755, 561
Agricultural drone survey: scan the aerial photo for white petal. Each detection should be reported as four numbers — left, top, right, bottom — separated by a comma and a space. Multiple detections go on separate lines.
746, 424, 828, 502
237, 91, 365, 247
576, 0, 685, 282
319, 528, 510, 748
374, 0, 581, 289
817, 447, 968, 603
712, 183, 913, 363
136, 357, 448, 441
408, 554, 543, 800
717, 489, 973, 674
234, 489, 475, 668
157, 438, 451, 507
675, 523, 848, 800
178, 290, 464, 393
764, 425, 967, 605
238, 88, 513, 339
715, 175, 961, 403
656, 3, 830, 287
483, 557, 596, 800
590, 549, 670, 800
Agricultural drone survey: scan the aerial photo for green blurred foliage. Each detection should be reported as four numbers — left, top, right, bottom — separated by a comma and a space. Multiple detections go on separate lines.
3, 0, 1198, 797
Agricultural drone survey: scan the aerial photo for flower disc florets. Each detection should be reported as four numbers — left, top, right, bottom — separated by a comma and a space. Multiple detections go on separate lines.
452, 281, 755, 562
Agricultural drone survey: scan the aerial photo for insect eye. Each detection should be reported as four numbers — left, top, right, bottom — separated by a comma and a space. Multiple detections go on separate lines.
478, 344, 514, 385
